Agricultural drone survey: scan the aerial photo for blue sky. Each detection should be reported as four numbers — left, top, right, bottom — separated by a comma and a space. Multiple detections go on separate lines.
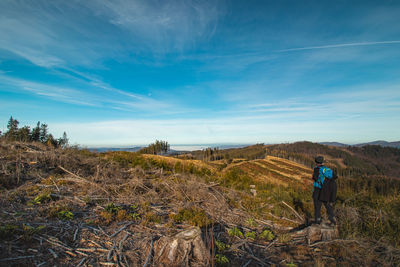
1, 0, 399, 146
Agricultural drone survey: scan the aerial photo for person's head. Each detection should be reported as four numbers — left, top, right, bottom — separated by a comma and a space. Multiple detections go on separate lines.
315, 156, 324, 165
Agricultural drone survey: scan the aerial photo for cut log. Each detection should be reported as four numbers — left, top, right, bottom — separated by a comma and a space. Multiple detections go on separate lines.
153, 227, 210, 267
292, 223, 339, 244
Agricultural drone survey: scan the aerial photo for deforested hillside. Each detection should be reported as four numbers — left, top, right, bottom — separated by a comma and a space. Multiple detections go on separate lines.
266, 141, 400, 179
1, 141, 400, 266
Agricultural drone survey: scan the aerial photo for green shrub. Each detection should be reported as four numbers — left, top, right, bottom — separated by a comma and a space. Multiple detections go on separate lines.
228, 226, 244, 238
31, 191, 53, 205
245, 231, 257, 239
245, 218, 258, 227
215, 240, 229, 252
259, 229, 274, 241
105, 203, 121, 214
171, 207, 212, 227
215, 254, 229, 266
58, 210, 74, 220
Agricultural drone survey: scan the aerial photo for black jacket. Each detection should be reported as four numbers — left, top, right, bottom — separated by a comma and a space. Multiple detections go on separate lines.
312, 166, 338, 202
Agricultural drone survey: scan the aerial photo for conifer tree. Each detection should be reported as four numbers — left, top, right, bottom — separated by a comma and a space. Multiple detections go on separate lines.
31, 121, 41, 142
39, 123, 48, 143
6, 116, 19, 141
18, 126, 31, 142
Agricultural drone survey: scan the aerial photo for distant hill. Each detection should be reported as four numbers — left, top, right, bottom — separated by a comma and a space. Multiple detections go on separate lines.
319, 140, 400, 148
91, 142, 399, 153
355, 140, 400, 148
90, 144, 250, 153
90, 146, 143, 152
319, 142, 349, 147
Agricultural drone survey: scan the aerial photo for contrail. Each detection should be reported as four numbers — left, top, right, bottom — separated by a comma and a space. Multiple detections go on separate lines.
277, 40, 400, 52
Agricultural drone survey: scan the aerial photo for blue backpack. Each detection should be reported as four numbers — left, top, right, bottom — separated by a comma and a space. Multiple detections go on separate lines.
313, 166, 333, 189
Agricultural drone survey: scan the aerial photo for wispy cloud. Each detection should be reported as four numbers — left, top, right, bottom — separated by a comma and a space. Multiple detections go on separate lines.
0, 17, 65, 67
0, 0, 223, 69
88, 0, 222, 53
277, 40, 400, 52
0, 74, 173, 112
0, 75, 96, 106
221, 83, 400, 123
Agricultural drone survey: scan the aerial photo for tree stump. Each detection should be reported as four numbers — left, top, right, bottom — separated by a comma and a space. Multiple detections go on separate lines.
293, 223, 339, 244
153, 227, 210, 267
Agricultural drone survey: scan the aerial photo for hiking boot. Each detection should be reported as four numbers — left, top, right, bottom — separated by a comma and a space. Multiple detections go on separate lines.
313, 218, 322, 225
328, 218, 337, 226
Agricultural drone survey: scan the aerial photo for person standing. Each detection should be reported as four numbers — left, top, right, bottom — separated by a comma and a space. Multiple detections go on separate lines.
312, 156, 337, 226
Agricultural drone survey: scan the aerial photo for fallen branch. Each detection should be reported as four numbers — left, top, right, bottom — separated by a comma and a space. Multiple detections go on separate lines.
77, 257, 87, 267
264, 239, 277, 250
250, 239, 277, 250
143, 238, 154, 267
65, 251, 78, 257
77, 248, 96, 253
118, 253, 127, 267
235, 248, 270, 266
119, 232, 130, 250
107, 245, 115, 261
73, 227, 79, 241
58, 166, 110, 196
37, 236, 73, 251
228, 241, 247, 252
88, 240, 105, 248
50, 176, 60, 192
110, 223, 133, 238
266, 211, 300, 224
75, 250, 89, 257
242, 259, 252, 267
98, 226, 110, 237
0, 255, 35, 261
281, 201, 304, 222
99, 262, 116, 266
205, 182, 220, 188
309, 239, 361, 247
122, 254, 130, 267
76, 247, 108, 253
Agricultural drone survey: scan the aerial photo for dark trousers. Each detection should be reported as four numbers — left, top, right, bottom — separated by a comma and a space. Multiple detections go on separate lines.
313, 197, 334, 221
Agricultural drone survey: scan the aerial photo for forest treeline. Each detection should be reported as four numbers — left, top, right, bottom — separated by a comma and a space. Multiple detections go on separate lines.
138, 140, 170, 155
189, 144, 266, 161
0, 116, 68, 148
